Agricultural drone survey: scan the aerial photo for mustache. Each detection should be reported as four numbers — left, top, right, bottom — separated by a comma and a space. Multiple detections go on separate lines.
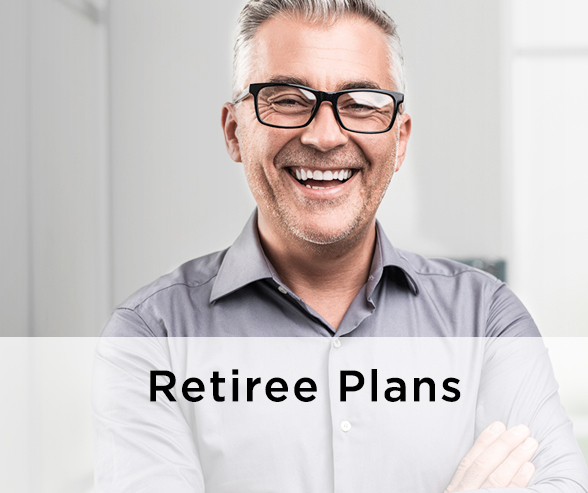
274, 142, 369, 170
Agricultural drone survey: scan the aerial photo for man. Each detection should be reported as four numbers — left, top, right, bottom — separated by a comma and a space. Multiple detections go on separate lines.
94, 1, 588, 492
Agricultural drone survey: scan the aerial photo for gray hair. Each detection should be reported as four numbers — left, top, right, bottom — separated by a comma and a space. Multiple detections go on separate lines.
232, 0, 405, 100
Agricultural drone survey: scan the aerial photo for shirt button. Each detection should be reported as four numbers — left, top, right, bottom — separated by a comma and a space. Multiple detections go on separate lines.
341, 420, 352, 432
332, 338, 341, 349
368, 275, 374, 281
278, 286, 288, 294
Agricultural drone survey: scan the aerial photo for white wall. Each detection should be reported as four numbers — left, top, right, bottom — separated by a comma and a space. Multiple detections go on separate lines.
509, 0, 588, 337
379, 0, 504, 258
109, 1, 254, 303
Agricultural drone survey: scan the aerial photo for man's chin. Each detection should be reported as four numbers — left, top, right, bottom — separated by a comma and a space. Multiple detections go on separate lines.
287, 219, 359, 247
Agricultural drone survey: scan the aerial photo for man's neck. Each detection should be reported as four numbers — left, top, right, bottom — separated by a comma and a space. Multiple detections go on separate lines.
257, 216, 377, 331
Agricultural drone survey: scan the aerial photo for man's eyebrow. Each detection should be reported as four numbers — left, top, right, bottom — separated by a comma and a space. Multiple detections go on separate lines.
265, 77, 383, 91
267, 76, 311, 86
337, 80, 382, 91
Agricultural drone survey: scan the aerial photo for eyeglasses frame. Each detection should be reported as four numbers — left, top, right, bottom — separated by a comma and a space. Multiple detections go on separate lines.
233, 82, 405, 135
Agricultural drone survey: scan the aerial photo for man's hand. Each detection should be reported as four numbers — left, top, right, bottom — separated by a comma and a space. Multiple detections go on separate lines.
444, 422, 539, 492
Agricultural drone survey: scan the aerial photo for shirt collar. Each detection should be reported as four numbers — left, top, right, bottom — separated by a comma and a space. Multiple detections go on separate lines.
369, 221, 420, 297
210, 210, 276, 303
210, 210, 419, 303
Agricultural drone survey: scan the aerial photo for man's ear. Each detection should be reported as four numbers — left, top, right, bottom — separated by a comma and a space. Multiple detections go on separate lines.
221, 102, 242, 163
394, 112, 412, 172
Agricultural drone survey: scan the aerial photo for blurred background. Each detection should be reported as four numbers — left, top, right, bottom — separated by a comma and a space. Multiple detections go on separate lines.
1, 0, 587, 491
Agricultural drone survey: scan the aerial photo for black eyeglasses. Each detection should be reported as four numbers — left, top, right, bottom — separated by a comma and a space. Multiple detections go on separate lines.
233, 82, 404, 134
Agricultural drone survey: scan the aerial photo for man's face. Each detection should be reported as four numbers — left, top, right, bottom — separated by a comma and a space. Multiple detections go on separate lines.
223, 14, 411, 247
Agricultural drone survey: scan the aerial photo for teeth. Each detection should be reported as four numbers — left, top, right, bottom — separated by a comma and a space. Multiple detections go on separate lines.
293, 168, 353, 182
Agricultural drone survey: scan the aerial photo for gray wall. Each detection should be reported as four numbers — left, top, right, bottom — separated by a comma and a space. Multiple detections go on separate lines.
1, 0, 30, 337
2, 0, 109, 336
109, 2, 253, 305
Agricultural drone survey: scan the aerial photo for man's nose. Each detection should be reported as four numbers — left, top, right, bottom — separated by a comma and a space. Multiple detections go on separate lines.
299, 102, 349, 152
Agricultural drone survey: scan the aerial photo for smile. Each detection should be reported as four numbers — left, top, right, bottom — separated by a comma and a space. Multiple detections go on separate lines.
288, 167, 355, 189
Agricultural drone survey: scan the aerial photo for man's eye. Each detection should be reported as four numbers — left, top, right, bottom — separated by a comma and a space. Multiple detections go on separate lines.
270, 96, 313, 108
349, 103, 375, 111
340, 102, 376, 114
265, 95, 314, 114
273, 98, 305, 106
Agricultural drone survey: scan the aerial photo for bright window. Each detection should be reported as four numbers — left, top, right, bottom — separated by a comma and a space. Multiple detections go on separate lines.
510, 0, 588, 337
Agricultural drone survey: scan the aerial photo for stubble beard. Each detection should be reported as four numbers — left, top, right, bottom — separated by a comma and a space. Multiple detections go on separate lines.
245, 141, 397, 253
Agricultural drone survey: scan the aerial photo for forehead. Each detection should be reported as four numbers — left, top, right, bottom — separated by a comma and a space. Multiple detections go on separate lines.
251, 14, 393, 91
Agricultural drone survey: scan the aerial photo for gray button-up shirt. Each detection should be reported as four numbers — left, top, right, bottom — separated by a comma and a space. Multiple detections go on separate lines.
94, 211, 588, 493
103, 211, 539, 338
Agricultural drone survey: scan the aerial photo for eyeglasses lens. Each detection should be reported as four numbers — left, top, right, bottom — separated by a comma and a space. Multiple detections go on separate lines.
256, 85, 396, 132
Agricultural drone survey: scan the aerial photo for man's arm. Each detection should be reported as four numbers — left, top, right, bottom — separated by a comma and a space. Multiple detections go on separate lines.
93, 309, 205, 493
462, 336, 588, 492
443, 276, 588, 492
433, 279, 588, 492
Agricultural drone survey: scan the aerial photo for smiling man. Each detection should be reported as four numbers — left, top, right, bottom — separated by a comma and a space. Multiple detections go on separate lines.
222, 11, 409, 331
94, 1, 588, 492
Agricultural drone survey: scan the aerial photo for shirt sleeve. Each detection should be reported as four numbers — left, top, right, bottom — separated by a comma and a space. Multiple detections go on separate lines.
466, 281, 588, 492
485, 282, 540, 337
92, 308, 205, 492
